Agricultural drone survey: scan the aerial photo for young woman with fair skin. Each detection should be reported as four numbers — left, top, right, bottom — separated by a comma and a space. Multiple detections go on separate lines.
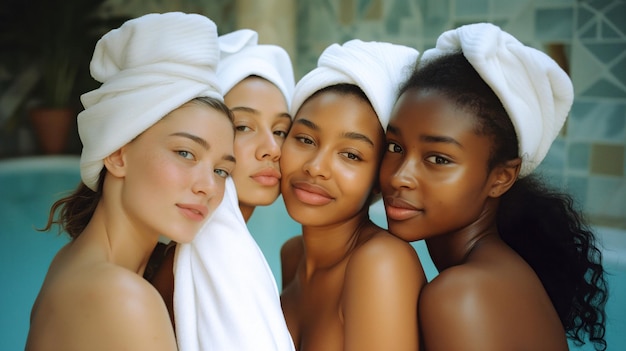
148, 29, 297, 351
379, 23, 607, 351
225, 74, 292, 220
279, 40, 425, 351
25, 13, 235, 350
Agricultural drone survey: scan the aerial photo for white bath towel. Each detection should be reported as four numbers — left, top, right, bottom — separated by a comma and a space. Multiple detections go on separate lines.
218, 29, 295, 110
420, 22, 573, 177
173, 176, 295, 351
77, 12, 222, 190
290, 39, 420, 129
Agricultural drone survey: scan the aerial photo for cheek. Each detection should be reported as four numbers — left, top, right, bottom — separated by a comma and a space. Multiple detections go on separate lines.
279, 141, 301, 174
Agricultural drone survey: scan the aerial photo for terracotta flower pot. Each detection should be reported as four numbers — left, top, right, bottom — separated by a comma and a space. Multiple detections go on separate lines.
29, 107, 75, 155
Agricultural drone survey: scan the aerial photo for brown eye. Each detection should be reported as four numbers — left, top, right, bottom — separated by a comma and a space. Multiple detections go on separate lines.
387, 142, 402, 153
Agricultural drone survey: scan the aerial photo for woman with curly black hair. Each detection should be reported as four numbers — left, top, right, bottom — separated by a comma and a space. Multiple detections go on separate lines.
380, 23, 608, 351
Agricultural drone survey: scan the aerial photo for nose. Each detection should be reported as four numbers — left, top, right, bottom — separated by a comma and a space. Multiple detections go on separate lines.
192, 166, 219, 199
302, 149, 330, 179
389, 159, 417, 190
256, 131, 281, 162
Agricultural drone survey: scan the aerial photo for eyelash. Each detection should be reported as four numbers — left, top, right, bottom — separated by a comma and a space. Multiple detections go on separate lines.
426, 155, 451, 165
214, 169, 230, 178
387, 142, 402, 153
177, 150, 195, 160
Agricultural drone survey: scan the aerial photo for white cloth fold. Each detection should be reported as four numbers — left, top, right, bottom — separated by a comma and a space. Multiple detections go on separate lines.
174, 177, 295, 351
218, 29, 295, 110
290, 39, 420, 129
420, 22, 573, 177
78, 12, 222, 190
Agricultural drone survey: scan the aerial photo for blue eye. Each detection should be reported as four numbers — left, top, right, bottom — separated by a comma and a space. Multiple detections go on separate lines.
214, 169, 229, 178
177, 150, 194, 160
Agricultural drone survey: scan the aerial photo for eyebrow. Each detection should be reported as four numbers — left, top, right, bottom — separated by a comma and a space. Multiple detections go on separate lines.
231, 106, 292, 121
171, 132, 208, 149
387, 124, 462, 148
295, 118, 374, 146
170, 132, 237, 163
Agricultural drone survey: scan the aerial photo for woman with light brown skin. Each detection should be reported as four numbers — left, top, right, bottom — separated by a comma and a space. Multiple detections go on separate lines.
26, 13, 235, 351
380, 23, 607, 351
279, 39, 425, 351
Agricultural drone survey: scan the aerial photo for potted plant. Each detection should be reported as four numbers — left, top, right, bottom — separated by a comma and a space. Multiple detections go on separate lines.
0, 0, 129, 154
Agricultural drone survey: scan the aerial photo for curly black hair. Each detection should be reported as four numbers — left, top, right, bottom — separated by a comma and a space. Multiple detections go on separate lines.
400, 52, 608, 350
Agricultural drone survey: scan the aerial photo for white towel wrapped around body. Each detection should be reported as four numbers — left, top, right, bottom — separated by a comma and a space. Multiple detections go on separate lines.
290, 39, 420, 129
77, 12, 222, 190
420, 22, 573, 177
174, 177, 295, 351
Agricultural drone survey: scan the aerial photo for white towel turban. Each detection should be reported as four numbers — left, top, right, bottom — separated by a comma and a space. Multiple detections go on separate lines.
290, 39, 420, 129
218, 29, 295, 111
77, 12, 222, 191
420, 22, 573, 177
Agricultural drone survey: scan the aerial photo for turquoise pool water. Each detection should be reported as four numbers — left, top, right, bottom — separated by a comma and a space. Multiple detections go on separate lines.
1, 156, 624, 350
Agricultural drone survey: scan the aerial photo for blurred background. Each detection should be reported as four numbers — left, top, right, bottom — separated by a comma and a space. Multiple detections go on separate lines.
0, 0, 624, 350
1, 0, 624, 227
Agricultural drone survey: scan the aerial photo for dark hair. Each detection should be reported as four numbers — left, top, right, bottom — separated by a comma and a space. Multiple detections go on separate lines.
41, 96, 233, 239
400, 52, 608, 350
301, 83, 383, 205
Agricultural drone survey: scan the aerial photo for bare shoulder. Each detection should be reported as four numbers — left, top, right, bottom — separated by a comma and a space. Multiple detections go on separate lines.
28, 263, 176, 351
419, 263, 567, 351
351, 228, 422, 271
345, 228, 425, 291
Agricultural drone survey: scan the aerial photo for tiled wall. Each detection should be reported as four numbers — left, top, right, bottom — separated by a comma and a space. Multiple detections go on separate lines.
294, 0, 626, 228
2, 0, 623, 227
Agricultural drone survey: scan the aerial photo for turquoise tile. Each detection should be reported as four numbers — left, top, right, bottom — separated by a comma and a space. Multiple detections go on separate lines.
583, 43, 626, 64
581, 80, 626, 99
577, 6, 594, 29
568, 142, 591, 171
586, 176, 626, 218
569, 102, 626, 141
535, 8, 574, 40
611, 55, 626, 88
455, 0, 488, 16
542, 138, 566, 170
579, 23, 597, 39
565, 175, 589, 210
605, 2, 626, 35
602, 21, 621, 39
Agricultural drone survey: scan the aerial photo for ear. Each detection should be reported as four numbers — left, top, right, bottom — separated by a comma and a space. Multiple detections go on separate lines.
103, 147, 128, 178
488, 158, 521, 198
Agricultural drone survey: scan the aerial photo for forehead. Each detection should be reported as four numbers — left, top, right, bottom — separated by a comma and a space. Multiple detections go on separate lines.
295, 90, 380, 131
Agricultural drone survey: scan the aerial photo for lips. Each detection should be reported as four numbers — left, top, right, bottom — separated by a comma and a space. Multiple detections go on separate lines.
291, 181, 333, 206
250, 168, 281, 187
383, 196, 422, 221
177, 203, 209, 221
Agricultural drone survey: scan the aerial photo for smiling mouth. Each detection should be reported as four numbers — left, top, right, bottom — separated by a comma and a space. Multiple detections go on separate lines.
383, 196, 422, 221
291, 182, 333, 206
177, 204, 208, 221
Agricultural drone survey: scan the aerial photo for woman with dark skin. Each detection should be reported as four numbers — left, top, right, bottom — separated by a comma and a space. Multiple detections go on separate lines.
280, 40, 425, 351
379, 23, 607, 351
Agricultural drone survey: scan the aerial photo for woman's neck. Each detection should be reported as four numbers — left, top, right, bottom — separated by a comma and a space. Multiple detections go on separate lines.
300, 211, 372, 277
